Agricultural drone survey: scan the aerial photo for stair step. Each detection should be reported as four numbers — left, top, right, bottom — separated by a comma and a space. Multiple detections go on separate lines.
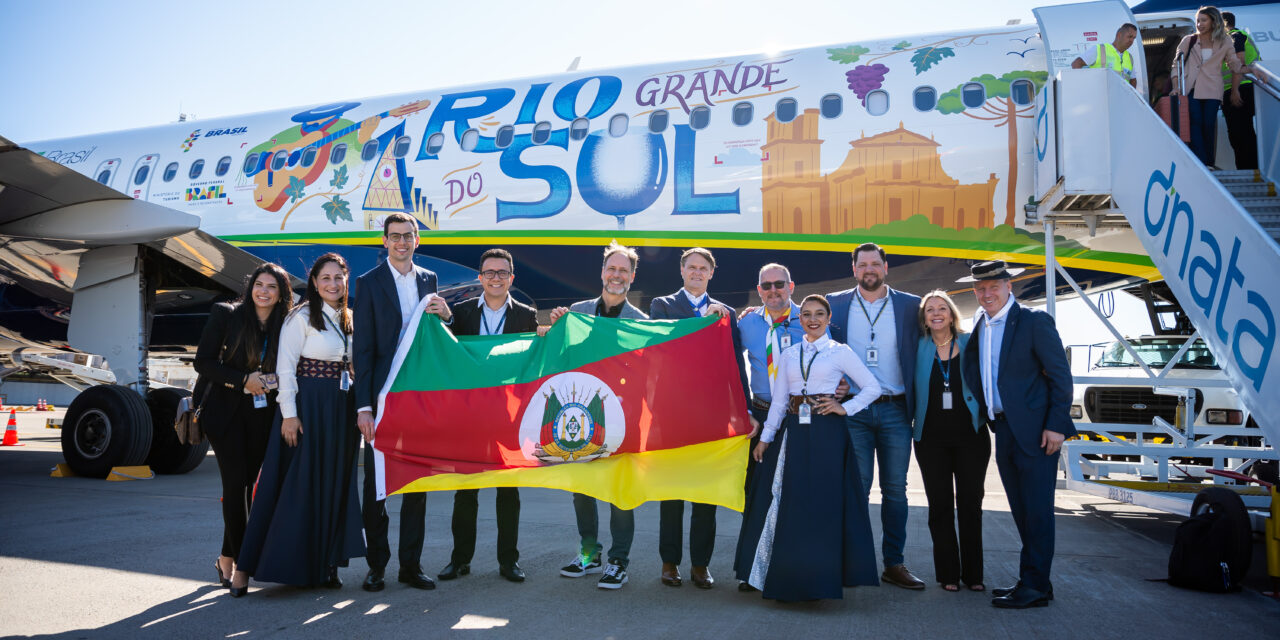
1239, 196, 1280, 213
1224, 182, 1278, 198
1213, 169, 1267, 183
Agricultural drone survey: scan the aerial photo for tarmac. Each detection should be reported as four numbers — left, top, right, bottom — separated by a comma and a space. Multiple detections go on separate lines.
1, 409, 1278, 639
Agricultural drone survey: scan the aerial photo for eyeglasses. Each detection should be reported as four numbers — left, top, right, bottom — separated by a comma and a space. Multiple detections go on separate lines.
758, 280, 789, 291
480, 269, 512, 279
386, 232, 416, 244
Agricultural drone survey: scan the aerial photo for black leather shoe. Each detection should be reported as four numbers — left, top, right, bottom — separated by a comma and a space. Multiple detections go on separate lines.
737, 581, 758, 592
323, 567, 343, 589
438, 562, 471, 580
228, 585, 248, 598
500, 563, 526, 583
992, 585, 1052, 609
362, 569, 386, 592
399, 568, 437, 590
992, 582, 1053, 599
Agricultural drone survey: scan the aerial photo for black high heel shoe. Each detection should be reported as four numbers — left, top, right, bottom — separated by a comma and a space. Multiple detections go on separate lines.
215, 560, 231, 588
323, 566, 343, 589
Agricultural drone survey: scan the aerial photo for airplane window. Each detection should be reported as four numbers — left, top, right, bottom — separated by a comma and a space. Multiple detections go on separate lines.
189, 159, 205, 180
648, 110, 669, 134
426, 132, 446, 155
495, 125, 515, 148
732, 102, 754, 126
460, 129, 479, 152
133, 165, 150, 186
361, 140, 380, 162
96, 170, 112, 184
216, 155, 233, 176
270, 151, 287, 171
532, 121, 552, 145
820, 94, 843, 119
1011, 79, 1035, 106
962, 82, 986, 108
570, 118, 590, 141
608, 113, 629, 137
689, 106, 710, 131
866, 90, 889, 116
393, 136, 412, 158
241, 154, 259, 175
329, 143, 347, 165
299, 148, 316, 169
776, 98, 798, 123
163, 162, 179, 182
913, 87, 937, 111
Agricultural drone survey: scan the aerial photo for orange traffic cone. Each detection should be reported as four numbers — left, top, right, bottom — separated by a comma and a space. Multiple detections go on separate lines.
2, 410, 20, 446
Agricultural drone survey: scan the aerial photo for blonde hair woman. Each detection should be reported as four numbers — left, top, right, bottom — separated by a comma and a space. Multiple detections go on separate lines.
1172, 6, 1252, 166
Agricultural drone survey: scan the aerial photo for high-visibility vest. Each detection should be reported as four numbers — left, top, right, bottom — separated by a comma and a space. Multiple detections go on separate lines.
1090, 43, 1134, 79
1222, 28, 1261, 88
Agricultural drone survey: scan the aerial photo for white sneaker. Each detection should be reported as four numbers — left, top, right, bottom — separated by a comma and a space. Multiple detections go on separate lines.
597, 559, 628, 589
560, 554, 603, 578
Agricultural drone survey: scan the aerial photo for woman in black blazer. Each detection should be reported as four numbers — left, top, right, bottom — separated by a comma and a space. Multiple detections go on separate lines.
196, 263, 293, 589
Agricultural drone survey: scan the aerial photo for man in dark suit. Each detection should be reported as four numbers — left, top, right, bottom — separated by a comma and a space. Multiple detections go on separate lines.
353, 212, 453, 592
960, 260, 1076, 609
826, 242, 924, 589
438, 248, 538, 584
648, 247, 752, 590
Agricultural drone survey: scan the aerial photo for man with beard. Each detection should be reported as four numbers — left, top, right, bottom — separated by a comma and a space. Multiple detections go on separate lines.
827, 242, 924, 590
546, 241, 647, 590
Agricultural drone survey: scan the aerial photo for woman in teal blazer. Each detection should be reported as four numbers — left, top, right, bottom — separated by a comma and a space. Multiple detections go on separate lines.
911, 290, 990, 592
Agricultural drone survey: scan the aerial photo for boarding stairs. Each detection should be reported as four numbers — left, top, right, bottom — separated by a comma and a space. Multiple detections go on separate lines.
1031, 63, 1280, 525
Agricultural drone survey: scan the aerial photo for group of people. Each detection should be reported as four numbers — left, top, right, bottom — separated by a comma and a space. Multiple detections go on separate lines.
197, 211, 1077, 609
1075, 7, 1261, 169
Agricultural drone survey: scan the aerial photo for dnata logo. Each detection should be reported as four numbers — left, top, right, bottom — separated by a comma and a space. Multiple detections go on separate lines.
1143, 162, 1275, 390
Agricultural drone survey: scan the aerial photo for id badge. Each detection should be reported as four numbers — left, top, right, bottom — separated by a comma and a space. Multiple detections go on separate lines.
340, 370, 352, 391
252, 393, 268, 409
865, 346, 880, 367
941, 390, 953, 411
798, 402, 812, 425
780, 335, 792, 350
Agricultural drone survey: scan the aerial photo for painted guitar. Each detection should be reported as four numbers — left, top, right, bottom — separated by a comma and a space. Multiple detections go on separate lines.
250, 99, 430, 212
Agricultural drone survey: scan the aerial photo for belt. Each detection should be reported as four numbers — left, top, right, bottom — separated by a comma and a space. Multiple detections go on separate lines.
297, 356, 345, 379
872, 394, 905, 405
786, 394, 834, 414
751, 397, 771, 412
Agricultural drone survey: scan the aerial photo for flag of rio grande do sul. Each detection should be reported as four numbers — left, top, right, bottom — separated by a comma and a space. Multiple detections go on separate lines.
372, 310, 753, 510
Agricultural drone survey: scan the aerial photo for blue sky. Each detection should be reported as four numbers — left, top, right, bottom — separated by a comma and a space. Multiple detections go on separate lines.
0, 0, 1131, 143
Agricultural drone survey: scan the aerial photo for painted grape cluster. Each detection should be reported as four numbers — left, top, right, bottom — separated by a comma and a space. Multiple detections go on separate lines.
845, 64, 889, 104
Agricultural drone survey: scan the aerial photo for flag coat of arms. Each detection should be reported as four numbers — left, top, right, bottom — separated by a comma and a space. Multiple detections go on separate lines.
372, 306, 753, 510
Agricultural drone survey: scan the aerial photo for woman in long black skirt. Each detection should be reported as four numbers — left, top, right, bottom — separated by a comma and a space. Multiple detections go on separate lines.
229, 253, 365, 595
735, 294, 883, 601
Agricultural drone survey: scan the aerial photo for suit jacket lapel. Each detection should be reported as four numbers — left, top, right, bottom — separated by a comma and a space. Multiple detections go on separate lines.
414, 266, 431, 300
997, 303, 1020, 375
673, 292, 695, 318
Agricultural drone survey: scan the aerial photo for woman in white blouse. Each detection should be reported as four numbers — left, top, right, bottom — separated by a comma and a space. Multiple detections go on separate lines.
230, 253, 365, 595
734, 294, 882, 601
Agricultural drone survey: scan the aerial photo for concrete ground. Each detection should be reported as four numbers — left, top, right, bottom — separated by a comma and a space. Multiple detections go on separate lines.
1, 409, 1278, 639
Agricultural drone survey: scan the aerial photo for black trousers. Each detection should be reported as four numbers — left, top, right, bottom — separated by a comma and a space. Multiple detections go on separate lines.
450, 488, 520, 566
362, 442, 426, 572
913, 427, 990, 586
659, 501, 717, 566
205, 401, 272, 560
1222, 83, 1258, 170
747, 405, 768, 491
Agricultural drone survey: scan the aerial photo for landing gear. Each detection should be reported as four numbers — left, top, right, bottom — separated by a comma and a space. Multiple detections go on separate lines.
60, 384, 153, 478
145, 387, 208, 474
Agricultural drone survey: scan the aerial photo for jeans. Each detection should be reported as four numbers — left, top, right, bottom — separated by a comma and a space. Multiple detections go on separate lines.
1187, 96, 1222, 166
572, 493, 634, 567
846, 397, 913, 569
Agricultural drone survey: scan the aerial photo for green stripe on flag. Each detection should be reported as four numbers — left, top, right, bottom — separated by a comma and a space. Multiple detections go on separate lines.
389, 312, 717, 392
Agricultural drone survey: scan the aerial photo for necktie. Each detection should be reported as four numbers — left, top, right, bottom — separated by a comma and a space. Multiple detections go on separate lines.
764, 308, 789, 383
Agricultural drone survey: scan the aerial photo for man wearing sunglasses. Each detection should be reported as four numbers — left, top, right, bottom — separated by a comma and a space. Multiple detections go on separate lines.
438, 248, 538, 584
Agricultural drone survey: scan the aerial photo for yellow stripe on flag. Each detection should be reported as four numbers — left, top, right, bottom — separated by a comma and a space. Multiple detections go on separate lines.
392, 435, 750, 511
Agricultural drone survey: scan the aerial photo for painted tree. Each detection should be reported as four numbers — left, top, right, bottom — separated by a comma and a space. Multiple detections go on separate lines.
935, 70, 1047, 227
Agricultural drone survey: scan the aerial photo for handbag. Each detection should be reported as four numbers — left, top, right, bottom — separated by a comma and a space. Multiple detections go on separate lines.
174, 376, 209, 445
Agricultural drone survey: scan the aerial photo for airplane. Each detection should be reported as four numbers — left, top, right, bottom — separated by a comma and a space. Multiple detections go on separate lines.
2, 0, 1277, 476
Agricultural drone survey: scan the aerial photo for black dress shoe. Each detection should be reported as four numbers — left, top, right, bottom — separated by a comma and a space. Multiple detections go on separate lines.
737, 581, 758, 592
500, 563, 526, 583
992, 585, 1051, 609
438, 562, 471, 580
362, 569, 386, 592
992, 582, 1053, 599
398, 568, 437, 590
323, 567, 343, 589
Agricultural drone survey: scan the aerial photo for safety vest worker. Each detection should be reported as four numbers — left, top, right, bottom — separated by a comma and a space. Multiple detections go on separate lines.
1071, 23, 1139, 88
1222, 27, 1260, 89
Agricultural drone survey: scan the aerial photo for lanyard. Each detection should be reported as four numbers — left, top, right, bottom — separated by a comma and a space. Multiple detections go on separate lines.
934, 345, 954, 390
799, 345, 819, 393
322, 310, 349, 363
481, 307, 507, 336
258, 336, 269, 372
856, 293, 889, 342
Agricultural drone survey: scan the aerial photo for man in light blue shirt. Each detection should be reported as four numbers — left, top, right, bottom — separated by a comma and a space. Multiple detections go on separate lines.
827, 243, 924, 590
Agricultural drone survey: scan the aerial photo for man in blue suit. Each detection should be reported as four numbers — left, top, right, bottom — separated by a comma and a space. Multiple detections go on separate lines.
960, 260, 1076, 609
353, 212, 452, 593
826, 243, 924, 589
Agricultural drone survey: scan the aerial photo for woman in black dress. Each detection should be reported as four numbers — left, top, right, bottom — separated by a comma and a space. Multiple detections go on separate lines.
734, 294, 882, 601
911, 290, 989, 592
229, 253, 365, 595
195, 263, 291, 589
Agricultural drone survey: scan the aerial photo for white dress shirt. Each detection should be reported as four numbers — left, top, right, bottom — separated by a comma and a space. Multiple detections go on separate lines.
276, 304, 351, 420
388, 261, 419, 339
478, 295, 513, 335
977, 295, 1016, 419
761, 335, 882, 443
